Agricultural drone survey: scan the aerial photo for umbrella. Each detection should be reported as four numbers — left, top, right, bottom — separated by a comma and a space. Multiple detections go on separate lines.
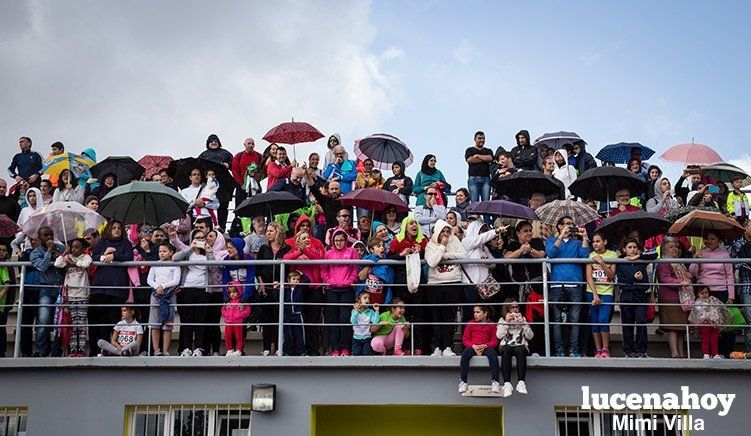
465, 200, 539, 221
569, 166, 647, 208
595, 211, 671, 243
22, 202, 106, 242
263, 120, 325, 160
40, 152, 95, 186
90, 156, 145, 185
664, 206, 721, 223
353, 134, 414, 170
699, 163, 751, 186
0, 214, 20, 238
99, 181, 189, 226
668, 210, 745, 241
339, 188, 410, 212
235, 191, 305, 220
532, 131, 586, 150
660, 142, 723, 165
492, 171, 565, 200
167, 157, 239, 203
138, 155, 174, 180
535, 199, 601, 226
595, 142, 655, 164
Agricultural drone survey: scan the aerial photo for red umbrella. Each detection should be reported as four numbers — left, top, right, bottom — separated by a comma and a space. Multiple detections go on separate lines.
263, 119, 324, 159
0, 214, 20, 238
138, 155, 173, 180
339, 188, 410, 212
660, 142, 723, 165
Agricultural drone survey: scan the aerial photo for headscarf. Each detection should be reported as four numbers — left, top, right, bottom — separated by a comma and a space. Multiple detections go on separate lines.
395, 216, 425, 244
420, 154, 437, 176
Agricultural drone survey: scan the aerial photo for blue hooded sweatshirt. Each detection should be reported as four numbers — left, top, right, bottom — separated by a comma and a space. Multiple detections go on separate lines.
221, 237, 256, 301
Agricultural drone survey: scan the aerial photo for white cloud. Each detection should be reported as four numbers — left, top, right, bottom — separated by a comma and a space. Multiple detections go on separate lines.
579, 52, 602, 66
0, 0, 401, 160
730, 154, 751, 175
452, 39, 479, 65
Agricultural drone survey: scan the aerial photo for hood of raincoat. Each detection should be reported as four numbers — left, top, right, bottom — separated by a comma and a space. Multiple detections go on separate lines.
226, 280, 243, 303
81, 148, 96, 162
515, 130, 531, 147
205, 134, 223, 150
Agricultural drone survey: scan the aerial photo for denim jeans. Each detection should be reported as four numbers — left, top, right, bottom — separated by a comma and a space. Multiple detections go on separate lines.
35, 286, 61, 356
352, 338, 372, 356
459, 346, 499, 383
467, 177, 490, 203
550, 285, 583, 355
737, 286, 751, 352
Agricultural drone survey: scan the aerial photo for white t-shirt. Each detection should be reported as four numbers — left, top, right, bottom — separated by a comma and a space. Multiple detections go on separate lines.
114, 320, 143, 347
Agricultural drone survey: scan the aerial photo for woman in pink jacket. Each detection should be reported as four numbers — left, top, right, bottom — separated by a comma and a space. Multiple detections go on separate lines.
689, 231, 736, 357
321, 229, 360, 356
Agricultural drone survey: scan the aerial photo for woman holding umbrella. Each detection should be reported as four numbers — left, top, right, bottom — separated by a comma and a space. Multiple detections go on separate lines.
52, 169, 85, 204
689, 231, 736, 357
656, 238, 691, 358
414, 155, 450, 206
382, 161, 413, 204
88, 220, 134, 356
255, 222, 291, 356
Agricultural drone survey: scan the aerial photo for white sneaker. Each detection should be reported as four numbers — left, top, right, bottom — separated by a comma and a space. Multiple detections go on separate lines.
192, 348, 204, 357
162, 350, 170, 357
180, 348, 192, 357
212, 352, 220, 357
501, 382, 513, 398
491, 381, 501, 394
458, 381, 468, 394
703, 354, 711, 359
154, 349, 163, 356
262, 350, 270, 356
234, 350, 243, 356
225, 350, 235, 356
431, 347, 442, 357
713, 354, 724, 359
442, 347, 456, 357
516, 380, 527, 395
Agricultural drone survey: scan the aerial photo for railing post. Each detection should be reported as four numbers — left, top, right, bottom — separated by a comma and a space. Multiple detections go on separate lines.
685, 324, 691, 359
13, 265, 26, 358
277, 262, 285, 356
542, 260, 550, 357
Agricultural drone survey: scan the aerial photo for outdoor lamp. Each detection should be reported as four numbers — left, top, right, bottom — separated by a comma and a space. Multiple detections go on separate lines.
251, 384, 276, 412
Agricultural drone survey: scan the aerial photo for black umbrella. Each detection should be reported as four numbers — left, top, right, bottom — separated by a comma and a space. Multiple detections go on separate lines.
569, 167, 647, 208
353, 133, 414, 170
90, 156, 145, 184
235, 191, 305, 220
99, 181, 189, 226
167, 157, 239, 203
493, 171, 565, 201
595, 211, 671, 244
532, 131, 586, 150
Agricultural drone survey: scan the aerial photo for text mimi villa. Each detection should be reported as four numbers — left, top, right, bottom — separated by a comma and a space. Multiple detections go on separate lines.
581, 386, 736, 432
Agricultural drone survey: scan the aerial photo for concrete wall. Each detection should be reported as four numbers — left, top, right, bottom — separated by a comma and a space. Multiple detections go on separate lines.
1, 357, 749, 435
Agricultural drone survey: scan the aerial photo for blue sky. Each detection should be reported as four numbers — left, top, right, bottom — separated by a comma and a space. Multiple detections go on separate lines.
2, 1, 749, 191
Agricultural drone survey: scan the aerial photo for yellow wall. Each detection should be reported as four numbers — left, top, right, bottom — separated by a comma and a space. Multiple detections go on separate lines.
311, 404, 503, 436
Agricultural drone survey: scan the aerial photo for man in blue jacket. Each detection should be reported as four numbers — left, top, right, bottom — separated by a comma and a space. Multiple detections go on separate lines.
7, 136, 43, 188
545, 216, 590, 357
29, 226, 65, 357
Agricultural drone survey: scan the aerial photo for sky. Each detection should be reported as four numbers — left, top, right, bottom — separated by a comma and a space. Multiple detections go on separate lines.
2, 0, 750, 190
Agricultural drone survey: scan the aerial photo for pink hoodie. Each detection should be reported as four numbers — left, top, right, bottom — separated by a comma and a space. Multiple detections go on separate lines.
321, 229, 359, 288
222, 281, 250, 324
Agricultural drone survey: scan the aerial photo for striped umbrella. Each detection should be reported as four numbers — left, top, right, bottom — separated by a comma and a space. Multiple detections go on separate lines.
353, 134, 414, 170
535, 199, 601, 226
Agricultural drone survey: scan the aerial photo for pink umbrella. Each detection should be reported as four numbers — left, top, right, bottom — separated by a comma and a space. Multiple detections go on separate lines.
660, 142, 723, 165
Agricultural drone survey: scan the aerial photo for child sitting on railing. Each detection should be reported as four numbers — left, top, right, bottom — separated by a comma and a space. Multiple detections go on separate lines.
496, 298, 533, 397
97, 306, 143, 356
370, 298, 409, 356
689, 285, 731, 359
350, 291, 379, 356
458, 305, 500, 395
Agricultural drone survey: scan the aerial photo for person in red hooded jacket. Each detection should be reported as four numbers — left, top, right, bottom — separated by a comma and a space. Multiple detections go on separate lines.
283, 215, 326, 355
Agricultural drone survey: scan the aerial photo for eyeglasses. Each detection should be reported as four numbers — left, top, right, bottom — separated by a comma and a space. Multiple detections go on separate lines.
335, 153, 345, 157
338, 214, 351, 218
562, 222, 574, 226
386, 209, 396, 214
426, 192, 437, 196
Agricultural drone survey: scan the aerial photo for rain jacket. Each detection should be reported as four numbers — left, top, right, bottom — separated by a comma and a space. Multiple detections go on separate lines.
222, 281, 251, 324
232, 149, 262, 186
460, 220, 497, 285
552, 149, 578, 198
574, 143, 597, 174
221, 238, 257, 301
646, 177, 680, 215
198, 134, 233, 166
321, 229, 359, 288
510, 130, 538, 171
424, 220, 467, 284
16, 187, 43, 228
283, 215, 325, 286
323, 160, 357, 194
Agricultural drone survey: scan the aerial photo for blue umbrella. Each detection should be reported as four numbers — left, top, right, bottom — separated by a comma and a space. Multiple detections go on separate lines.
532, 131, 586, 150
595, 142, 655, 164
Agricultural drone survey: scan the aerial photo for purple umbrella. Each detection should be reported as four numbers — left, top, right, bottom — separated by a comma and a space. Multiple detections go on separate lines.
465, 200, 539, 221
339, 188, 410, 212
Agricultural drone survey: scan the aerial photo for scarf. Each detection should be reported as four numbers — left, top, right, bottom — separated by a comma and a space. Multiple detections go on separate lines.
420, 155, 437, 176
395, 216, 425, 244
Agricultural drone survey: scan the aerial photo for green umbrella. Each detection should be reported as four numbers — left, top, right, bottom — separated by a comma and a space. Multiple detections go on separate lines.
99, 181, 189, 226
